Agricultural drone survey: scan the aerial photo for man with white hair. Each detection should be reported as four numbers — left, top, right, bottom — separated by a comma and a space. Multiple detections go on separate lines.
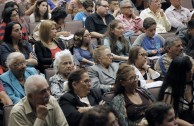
9, 75, 69, 126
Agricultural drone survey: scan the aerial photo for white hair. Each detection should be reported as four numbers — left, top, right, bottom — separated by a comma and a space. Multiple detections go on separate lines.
53, 49, 74, 73
6, 52, 25, 69
24, 75, 47, 95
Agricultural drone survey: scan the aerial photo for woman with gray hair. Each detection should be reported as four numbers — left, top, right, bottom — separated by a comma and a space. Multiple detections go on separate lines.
49, 49, 75, 100
0, 52, 37, 104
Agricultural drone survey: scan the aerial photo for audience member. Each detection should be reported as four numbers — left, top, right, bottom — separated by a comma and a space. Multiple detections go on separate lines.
140, 0, 171, 33
165, 0, 191, 30
145, 102, 178, 126
103, 20, 130, 61
9, 75, 69, 126
132, 17, 165, 56
80, 105, 120, 126
111, 63, 153, 126
29, 0, 51, 23
73, 28, 95, 67
108, 0, 120, 17
0, 81, 13, 105
73, 0, 94, 24
68, 0, 84, 16
34, 20, 66, 73
131, 0, 149, 11
0, 22, 37, 70
158, 56, 194, 125
85, 0, 114, 38
128, 46, 161, 88
18, 0, 36, 16
116, 0, 143, 36
47, 0, 61, 10
88, 46, 119, 92
0, 52, 37, 104
49, 50, 75, 100
59, 69, 103, 126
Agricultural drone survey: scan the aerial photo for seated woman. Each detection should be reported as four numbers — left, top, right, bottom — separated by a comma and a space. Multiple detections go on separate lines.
145, 102, 178, 126
0, 52, 37, 104
128, 46, 161, 89
68, 0, 84, 16
0, 22, 37, 71
49, 50, 75, 100
0, 81, 13, 105
73, 28, 95, 67
34, 20, 66, 73
80, 105, 120, 126
158, 56, 194, 125
111, 63, 153, 126
88, 46, 119, 92
104, 20, 130, 61
18, 0, 36, 16
59, 69, 103, 126
29, 0, 51, 23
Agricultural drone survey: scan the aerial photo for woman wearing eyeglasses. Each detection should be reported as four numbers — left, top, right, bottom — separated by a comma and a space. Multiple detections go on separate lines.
111, 63, 153, 126
128, 46, 161, 89
59, 68, 103, 126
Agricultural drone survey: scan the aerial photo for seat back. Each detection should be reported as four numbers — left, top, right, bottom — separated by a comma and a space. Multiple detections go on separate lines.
181, 0, 193, 10
147, 86, 161, 100
29, 23, 39, 35
65, 14, 72, 21
44, 68, 55, 82
3, 105, 14, 126
102, 91, 115, 103
64, 21, 83, 34
0, 4, 5, 19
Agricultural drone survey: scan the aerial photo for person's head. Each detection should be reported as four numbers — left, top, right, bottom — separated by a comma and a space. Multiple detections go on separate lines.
51, 7, 67, 25
148, 0, 161, 12
25, 75, 50, 108
39, 20, 57, 43
128, 46, 147, 68
80, 105, 119, 126
119, 0, 133, 17
6, 52, 26, 74
53, 50, 75, 77
34, 0, 49, 22
187, 19, 194, 37
93, 45, 113, 68
143, 17, 157, 37
96, 0, 109, 17
170, 0, 181, 8
145, 102, 177, 126
2, 1, 21, 17
114, 63, 138, 95
106, 20, 124, 38
83, 0, 94, 15
164, 36, 183, 58
3, 7, 19, 23
73, 28, 91, 47
108, 0, 119, 12
68, 69, 91, 98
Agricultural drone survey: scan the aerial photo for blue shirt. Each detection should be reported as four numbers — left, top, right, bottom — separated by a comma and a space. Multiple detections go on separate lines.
47, 0, 56, 10
74, 12, 87, 24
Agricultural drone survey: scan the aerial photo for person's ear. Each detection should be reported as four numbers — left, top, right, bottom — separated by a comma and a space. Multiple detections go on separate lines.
72, 81, 77, 89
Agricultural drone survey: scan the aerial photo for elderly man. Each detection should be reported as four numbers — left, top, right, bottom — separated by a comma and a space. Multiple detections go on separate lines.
140, 0, 171, 33
9, 75, 69, 126
165, 0, 191, 30
85, 0, 114, 38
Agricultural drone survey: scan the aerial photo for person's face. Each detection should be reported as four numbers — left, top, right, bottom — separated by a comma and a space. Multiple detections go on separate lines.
73, 72, 91, 97
111, 22, 124, 38
170, 0, 181, 8
121, 2, 133, 17
158, 108, 178, 126
38, 2, 48, 14
188, 28, 194, 37
99, 48, 113, 67
110, 1, 119, 11
144, 24, 156, 38
135, 48, 147, 67
10, 55, 26, 74
83, 30, 91, 44
107, 112, 119, 126
58, 56, 74, 77
150, 0, 161, 10
85, 6, 93, 15
11, 24, 22, 40
13, 5, 19, 12
10, 10, 19, 22
122, 70, 138, 90
168, 41, 183, 57
50, 24, 57, 39
97, 1, 109, 17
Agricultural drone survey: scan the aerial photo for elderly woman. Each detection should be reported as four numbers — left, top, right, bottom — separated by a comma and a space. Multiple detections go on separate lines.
49, 50, 75, 100
59, 69, 103, 126
88, 45, 119, 92
111, 63, 153, 126
0, 52, 37, 104
128, 46, 162, 89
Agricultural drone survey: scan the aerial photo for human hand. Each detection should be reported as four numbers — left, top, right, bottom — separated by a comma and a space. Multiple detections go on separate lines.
151, 50, 158, 55
99, 100, 106, 105
159, 48, 164, 53
62, 31, 71, 37
36, 105, 48, 120
159, 9, 164, 17
77, 106, 92, 113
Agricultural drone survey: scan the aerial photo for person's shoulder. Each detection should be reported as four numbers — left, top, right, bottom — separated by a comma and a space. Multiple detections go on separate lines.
25, 67, 38, 74
10, 98, 26, 114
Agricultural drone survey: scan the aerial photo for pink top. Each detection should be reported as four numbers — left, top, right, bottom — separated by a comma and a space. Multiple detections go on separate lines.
50, 47, 61, 58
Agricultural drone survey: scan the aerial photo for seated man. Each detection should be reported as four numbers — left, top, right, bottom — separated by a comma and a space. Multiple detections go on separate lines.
116, 0, 143, 36
9, 75, 69, 126
85, 0, 114, 39
140, 0, 171, 33
0, 81, 13, 105
132, 17, 165, 56
108, 0, 120, 17
165, 0, 191, 30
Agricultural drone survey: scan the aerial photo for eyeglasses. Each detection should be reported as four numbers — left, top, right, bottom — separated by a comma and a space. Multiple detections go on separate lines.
81, 79, 92, 85
13, 61, 26, 67
138, 53, 147, 57
124, 75, 139, 82
105, 53, 113, 58
86, 9, 93, 13
101, 5, 109, 8
122, 6, 133, 9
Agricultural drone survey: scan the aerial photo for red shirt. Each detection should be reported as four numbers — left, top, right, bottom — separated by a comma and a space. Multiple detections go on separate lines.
50, 47, 61, 58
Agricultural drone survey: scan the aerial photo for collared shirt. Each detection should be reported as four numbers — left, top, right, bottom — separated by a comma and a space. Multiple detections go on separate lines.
165, 5, 191, 29
9, 96, 69, 126
116, 14, 143, 35
85, 12, 115, 34
140, 8, 171, 33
